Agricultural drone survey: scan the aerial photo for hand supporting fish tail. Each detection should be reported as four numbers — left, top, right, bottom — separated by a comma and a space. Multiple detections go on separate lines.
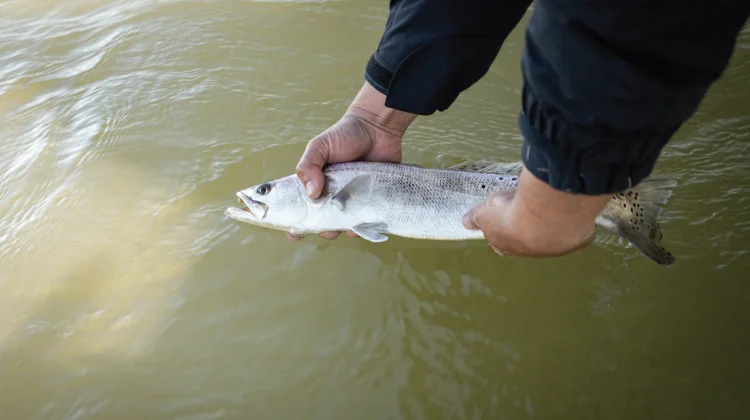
462, 167, 608, 259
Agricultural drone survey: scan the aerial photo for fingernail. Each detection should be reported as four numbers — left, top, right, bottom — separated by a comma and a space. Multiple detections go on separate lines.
305, 181, 316, 196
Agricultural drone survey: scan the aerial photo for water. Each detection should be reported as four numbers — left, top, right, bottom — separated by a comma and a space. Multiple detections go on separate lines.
0, 1, 748, 419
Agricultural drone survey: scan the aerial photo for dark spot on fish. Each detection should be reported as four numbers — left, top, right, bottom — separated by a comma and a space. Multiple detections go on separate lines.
498, 176, 504, 181
623, 204, 627, 208
628, 192, 632, 196
511, 177, 517, 181
481, 184, 486, 189
640, 219, 644, 223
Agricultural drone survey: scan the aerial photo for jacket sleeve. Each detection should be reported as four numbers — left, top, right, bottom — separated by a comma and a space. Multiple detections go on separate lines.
518, 0, 750, 195
364, 0, 532, 116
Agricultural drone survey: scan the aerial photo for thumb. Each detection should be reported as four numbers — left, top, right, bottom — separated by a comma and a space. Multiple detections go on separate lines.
295, 136, 330, 198
462, 190, 515, 230
462, 202, 491, 231
462, 206, 481, 230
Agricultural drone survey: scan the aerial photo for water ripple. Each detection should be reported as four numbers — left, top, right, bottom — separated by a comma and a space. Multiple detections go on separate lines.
0, 3, 749, 419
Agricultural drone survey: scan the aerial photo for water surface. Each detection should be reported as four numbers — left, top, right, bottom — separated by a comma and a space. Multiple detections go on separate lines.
1, 1, 749, 419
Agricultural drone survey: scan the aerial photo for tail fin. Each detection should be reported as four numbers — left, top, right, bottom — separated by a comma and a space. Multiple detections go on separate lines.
599, 178, 678, 265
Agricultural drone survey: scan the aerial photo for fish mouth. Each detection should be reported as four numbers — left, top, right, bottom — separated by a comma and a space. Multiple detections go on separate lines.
236, 192, 268, 219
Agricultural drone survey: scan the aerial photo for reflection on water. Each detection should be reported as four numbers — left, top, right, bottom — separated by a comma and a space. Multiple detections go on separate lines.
1, 1, 749, 419
0, 160, 197, 358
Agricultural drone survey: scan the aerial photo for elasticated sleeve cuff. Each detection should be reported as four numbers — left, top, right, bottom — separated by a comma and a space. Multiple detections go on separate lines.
517, 0, 749, 194
363, 0, 532, 116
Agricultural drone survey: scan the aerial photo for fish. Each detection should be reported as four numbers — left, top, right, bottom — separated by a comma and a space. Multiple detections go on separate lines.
225, 160, 678, 265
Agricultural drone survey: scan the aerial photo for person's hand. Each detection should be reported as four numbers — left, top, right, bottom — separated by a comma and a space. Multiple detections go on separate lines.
462, 167, 610, 258
288, 82, 416, 241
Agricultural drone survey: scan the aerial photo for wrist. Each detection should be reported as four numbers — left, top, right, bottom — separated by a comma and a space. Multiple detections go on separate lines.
507, 169, 608, 250
344, 81, 416, 137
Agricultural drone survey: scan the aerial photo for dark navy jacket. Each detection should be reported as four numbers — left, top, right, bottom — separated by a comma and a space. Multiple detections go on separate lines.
364, 0, 750, 194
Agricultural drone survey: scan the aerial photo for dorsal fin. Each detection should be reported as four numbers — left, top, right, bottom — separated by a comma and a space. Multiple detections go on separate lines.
449, 160, 524, 175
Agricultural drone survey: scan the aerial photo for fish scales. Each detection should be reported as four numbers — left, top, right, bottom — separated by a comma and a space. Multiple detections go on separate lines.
318, 162, 519, 240
225, 160, 678, 265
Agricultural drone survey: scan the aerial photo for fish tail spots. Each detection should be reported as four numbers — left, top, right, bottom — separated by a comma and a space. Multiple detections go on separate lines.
600, 177, 678, 265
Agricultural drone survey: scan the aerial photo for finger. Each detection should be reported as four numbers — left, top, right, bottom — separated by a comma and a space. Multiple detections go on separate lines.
345, 230, 358, 237
462, 199, 492, 230
462, 207, 479, 230
295, 137, 330, 199
286, 232, 304, 241
319, 231, 342, 240
462, 191, 515, 230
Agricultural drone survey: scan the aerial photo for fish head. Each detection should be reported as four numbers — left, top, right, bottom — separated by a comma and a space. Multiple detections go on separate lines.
227, 175, 309, 230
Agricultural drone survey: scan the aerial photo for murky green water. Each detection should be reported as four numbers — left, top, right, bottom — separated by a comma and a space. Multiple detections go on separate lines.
1, 1, 748, 419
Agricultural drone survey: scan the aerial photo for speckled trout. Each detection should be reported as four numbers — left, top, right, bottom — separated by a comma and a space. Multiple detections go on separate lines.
225, 160, 678, 265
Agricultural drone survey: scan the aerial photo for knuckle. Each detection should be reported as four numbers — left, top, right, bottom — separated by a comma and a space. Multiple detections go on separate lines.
295, 161, 317, 179
294, 161, 308, 176
472, 207, 490, 227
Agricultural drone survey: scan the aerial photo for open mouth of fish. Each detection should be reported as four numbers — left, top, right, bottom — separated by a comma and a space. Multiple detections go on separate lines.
236, 192, 268, 219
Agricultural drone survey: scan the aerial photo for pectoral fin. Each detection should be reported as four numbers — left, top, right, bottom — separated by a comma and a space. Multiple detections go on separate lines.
351, 222, 389, 243
330, 174, 373, 211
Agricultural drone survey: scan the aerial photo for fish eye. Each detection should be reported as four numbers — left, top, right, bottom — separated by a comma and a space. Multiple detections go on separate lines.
256, 183, 272, 195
